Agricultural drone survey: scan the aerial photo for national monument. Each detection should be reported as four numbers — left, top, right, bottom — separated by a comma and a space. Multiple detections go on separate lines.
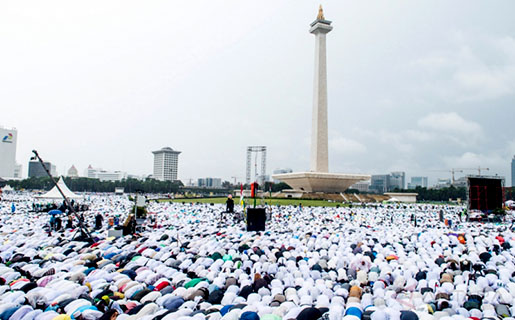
273, 6, 370, 193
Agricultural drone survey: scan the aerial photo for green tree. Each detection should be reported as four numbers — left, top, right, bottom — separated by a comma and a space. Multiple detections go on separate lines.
7, 177, 183, 194
263, 182, 291, 192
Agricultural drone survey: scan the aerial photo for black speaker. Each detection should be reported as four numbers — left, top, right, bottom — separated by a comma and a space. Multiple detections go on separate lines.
247, 208, 266, 231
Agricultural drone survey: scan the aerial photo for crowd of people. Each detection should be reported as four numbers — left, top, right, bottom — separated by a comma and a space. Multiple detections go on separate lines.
0, 192, 514, 320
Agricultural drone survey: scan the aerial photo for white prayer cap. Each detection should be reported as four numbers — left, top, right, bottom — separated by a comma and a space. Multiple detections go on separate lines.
315, 294, 330, 308
371, 310, 387, 320
498, 287, 513, 304
300, 295, 313, 306
247, 293, 261, 304
469, 309, 482, 319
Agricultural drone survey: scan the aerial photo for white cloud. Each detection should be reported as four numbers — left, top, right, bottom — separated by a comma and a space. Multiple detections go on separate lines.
442, 152, 506, 173
416, 112, 484, 147
1, 1, 514, 183
507, 139, 515, 156
403, 129, 435, 142
329, 136, 367, 155
412, 55, 450, 70
411, 35, 515, 102
453, 65, 515, 102
417, 112, 482, 136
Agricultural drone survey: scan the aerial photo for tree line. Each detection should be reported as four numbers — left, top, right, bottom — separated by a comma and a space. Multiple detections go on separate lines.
6, 177, 183, 193
403, 186, 467, 201
3, 177, 496, 203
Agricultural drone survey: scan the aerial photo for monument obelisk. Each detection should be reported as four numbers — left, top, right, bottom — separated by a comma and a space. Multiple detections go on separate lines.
310, 5, 331, 173
273, 6, 370, 193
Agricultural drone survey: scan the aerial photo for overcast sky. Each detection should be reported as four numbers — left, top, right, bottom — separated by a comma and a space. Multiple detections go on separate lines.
1, 1, 515, 185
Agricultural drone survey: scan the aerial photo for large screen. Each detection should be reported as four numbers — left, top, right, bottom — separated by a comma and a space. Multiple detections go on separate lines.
467, 177, 504, 212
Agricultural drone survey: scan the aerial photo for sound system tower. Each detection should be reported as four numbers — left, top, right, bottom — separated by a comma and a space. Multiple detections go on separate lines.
247, 208, 266, 231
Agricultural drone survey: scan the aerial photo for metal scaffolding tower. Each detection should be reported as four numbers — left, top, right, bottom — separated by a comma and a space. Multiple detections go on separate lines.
246, 146, 267, 184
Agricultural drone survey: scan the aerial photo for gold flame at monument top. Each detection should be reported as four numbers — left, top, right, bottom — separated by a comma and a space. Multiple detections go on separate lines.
317, 5, 325, 20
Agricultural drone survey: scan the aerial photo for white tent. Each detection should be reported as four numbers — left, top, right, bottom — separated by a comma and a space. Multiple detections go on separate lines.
386, 197, 400, 202
2, 185, 13, 192
37, 177, 82, 199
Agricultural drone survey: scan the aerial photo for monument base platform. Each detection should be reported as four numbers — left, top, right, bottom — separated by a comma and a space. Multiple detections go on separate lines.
272, 172, 370, 193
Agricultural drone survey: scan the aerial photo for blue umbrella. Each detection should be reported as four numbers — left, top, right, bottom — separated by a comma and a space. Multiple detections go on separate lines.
48, 209, 62, 215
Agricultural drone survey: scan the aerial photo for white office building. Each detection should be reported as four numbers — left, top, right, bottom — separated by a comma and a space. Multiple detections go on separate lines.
96, 171, 127, 182
85, 165, 98, 178
0, 127, 18, 179
152, 147, 181, 181
84, 165, 127, 181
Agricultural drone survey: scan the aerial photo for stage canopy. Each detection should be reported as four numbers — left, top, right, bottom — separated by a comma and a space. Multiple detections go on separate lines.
37, 177, 82, 199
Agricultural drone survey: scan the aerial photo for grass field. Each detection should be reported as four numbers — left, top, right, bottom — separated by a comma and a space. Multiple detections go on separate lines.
159, 197, 348, 207
158, 197, 462, 207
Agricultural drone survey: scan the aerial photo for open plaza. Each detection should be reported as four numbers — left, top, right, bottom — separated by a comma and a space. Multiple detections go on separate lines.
1, 190, 515, 320
1, 2, 515, 320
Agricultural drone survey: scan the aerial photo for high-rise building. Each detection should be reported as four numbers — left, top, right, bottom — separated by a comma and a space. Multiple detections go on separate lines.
512, 155, 515, 187
350, 180, 371, 193
389, 172, 406, 190
370, 172, 408, 193
433, 178, 452, 189
453, 176, 468, 188
370, 175, 389, 193
273, 168, 292, 183
14, 164, 22, 179
408, 176, 428, 189
85, 165, 97, 178
152, 147, 181, 181
0, 127, 18, 179
198, 178, 222, 188
28, 161, 56, 178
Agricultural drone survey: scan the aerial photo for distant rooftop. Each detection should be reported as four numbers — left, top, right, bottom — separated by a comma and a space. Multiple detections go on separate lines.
152, 147, 181, 154
0, 126, 17, 131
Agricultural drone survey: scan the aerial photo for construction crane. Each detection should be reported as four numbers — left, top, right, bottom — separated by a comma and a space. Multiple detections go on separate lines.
429, 169, 463, 184
430, 167, 490, 185
458, 167, 490, 175
231, 176, 241, 185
